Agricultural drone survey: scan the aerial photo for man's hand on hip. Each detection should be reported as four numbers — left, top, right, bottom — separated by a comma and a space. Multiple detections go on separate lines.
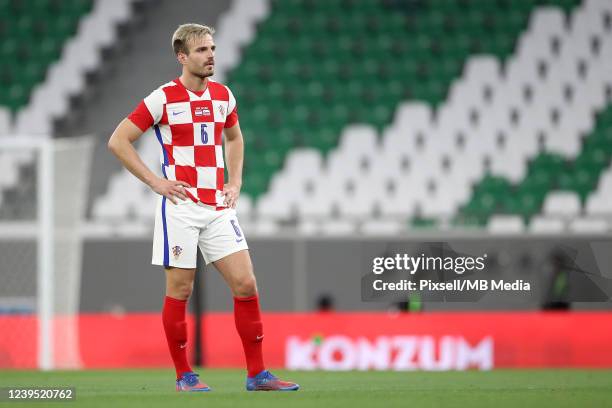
150, 177, 191, 204
223, 182, 241, 209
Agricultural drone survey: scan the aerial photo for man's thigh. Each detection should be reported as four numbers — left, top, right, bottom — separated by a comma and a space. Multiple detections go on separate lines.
152, 197, 200, 268
165, 267, 196, 286
213, 249, 255, 293
198, 208, 249, 265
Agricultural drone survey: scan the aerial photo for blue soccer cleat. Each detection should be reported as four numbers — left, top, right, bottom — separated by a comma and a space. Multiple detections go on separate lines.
246, 370, 299, 391
176, 372, 211, 392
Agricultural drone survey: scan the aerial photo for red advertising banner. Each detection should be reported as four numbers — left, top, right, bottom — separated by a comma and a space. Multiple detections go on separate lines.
1, 312, 611, 369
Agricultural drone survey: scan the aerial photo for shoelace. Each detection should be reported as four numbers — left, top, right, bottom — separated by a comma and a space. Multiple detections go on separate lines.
258, 371, 278, 384
183, 373, 200, 386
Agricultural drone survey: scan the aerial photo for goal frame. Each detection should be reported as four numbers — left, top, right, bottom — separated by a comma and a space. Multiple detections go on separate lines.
1, 137, 54, 370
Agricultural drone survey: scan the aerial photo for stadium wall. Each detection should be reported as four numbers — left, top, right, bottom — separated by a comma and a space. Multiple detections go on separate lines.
1, 312, 612, 370
78, 235, 612, 312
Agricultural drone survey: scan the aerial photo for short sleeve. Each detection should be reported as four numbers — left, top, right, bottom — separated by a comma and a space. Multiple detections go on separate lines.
224, 86, 239, 128
127, 88, 165, 131
127, 101, 153, 131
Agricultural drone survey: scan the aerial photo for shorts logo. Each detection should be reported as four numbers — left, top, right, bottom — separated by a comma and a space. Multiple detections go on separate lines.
172, 245, 183, 259
218, 105, 225, 116
230, 219, 242, 238
195, 106, 210, 116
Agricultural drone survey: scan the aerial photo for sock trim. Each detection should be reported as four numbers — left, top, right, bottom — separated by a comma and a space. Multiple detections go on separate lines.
234, 295, 258, 302
165, 295, 188, 304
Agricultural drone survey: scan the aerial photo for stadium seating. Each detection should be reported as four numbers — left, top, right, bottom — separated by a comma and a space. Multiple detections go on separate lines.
0, 0, 144, 220
227, 0, 582, 200
14, 0, 135, 135
457, 0, 612, 228
89, 0, 612, 236
0, 0, 92, 115
253, 0, 612, 231
461, 104, 612, 227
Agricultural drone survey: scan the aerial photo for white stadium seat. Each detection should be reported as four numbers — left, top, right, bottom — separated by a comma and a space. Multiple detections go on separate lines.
320, 220, 357, 236
236, 194, 253, 219
246, 219, 280, 236
585, 193, 612, 216
256, 192, 293, 221
337, 124, 379, 156
296, 195, 333, 219
283, 148, 324, 181
463, 56, 501, 84
529, 216, 566, 233
361, 220, 405, 236
528, 7, 567, 37
542, 191, 582, 217
568, 217, 610, 233
487, 215, 526, 234
297, 220, 321, 236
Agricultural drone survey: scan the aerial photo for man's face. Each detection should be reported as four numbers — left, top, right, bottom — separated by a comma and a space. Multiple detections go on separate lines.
180, 34, 215, 78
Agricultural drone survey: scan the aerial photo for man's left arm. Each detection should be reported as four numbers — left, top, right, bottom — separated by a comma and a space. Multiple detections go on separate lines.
223, 122, 244, 208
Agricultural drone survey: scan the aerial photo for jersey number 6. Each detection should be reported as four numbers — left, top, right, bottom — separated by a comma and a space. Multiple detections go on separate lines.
200, 124, 208, 144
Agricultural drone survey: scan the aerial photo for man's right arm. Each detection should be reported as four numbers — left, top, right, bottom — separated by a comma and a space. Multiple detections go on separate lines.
107, 118, 189, 204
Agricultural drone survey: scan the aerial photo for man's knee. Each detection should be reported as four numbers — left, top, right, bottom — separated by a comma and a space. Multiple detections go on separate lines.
234, 275, 257, 297
165, 269, 195, 300
170, 282, 193, 300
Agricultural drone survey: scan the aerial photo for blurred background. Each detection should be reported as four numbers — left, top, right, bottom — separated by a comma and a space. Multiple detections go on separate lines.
0, 0, 611, 371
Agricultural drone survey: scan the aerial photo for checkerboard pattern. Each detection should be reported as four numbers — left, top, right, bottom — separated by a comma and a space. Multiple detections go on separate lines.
128, 79, 238, 209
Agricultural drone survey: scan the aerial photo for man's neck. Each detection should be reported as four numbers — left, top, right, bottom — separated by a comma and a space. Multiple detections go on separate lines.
179, 72, 209, 92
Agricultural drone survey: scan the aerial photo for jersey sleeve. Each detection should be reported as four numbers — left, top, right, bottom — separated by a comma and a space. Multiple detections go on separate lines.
224, 86, 239, 128
127, 88, 165, 131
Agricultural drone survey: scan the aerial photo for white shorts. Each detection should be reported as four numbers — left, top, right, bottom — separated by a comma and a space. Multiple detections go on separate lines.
152, 196, 249, 268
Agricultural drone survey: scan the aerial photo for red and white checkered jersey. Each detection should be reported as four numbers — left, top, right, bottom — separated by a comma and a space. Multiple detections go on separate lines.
128, 78, 239, 210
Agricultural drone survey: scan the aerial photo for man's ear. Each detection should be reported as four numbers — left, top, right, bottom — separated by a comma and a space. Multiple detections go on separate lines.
177, 52, 187, 65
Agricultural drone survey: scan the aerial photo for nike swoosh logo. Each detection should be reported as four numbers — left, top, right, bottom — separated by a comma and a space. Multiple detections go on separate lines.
256, 335, 264, 341
172, 111, 185, 116
179, 343, 187, 349
236, 238, 244, 243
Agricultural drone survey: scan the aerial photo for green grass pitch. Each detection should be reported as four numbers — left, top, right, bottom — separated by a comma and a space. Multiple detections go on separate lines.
1, 369, 612, 408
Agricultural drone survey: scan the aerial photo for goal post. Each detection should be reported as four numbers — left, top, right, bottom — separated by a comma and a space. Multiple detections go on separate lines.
0, 135, 94, 370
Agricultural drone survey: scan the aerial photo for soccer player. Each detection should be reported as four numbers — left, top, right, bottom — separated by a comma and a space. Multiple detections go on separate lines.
107, 23, 299, 392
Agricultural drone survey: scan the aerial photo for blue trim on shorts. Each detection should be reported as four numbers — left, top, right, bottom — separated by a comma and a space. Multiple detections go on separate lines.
161, 196, 169, 267
154, 124, 168, 178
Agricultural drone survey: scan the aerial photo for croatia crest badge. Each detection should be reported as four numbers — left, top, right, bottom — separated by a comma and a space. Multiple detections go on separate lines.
171, 245, 183, 260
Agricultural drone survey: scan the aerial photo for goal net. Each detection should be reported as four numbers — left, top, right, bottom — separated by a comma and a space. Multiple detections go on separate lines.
0, 136, 94, 370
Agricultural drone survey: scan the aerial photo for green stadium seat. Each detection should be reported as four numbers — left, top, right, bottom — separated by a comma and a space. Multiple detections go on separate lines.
226, 0, 581, 198
557, 170, 599, 202
0, 38, 17, 62
410, 216, 439, 229
310, 128, 338, 153
521, 169, 554, 192
476, 175, 512, 196
501, 192, 540, 220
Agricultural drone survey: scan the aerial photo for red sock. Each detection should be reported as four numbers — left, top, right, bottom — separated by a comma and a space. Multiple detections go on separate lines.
234, 295, 265, 377
162, 296, 192, 379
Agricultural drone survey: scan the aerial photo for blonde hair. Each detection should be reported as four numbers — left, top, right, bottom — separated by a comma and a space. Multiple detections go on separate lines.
172, 23, 215, 55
